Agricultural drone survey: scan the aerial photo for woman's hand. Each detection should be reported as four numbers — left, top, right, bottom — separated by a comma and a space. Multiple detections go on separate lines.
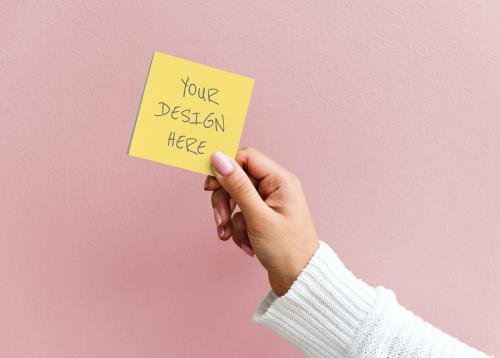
204, 147, 319, 296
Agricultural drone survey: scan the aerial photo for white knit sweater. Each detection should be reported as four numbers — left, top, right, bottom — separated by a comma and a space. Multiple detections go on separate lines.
253, 241, 492, 357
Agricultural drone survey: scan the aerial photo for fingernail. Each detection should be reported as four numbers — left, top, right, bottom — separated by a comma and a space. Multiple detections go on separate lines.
240, 243, 254, 257
213, 207, 222, 226
211, 150, 233, 176
217, 225, 225, 238
204, 177, 209, 190
229, 198, 236, 212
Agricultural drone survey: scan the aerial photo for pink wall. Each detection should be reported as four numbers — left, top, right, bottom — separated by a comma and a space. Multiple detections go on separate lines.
1, 1, 499, 356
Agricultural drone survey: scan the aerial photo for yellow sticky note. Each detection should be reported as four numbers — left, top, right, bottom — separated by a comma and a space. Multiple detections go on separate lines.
128, 51, 254, 175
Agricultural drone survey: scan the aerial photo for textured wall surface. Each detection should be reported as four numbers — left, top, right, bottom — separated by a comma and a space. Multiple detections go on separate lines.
1, 1, 499, 357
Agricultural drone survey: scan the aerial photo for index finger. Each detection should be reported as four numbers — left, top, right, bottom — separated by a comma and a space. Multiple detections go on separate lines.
204, 172, 259, 192
203, 147, 283, 192
235, 147, 284, 180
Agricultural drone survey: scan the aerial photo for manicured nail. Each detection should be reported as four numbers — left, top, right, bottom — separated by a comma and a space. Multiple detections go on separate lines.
240, 243, 254, 257
213, 207, 222, 226
211, 150, 233, 176
217, 225, 225, 238
204, 177, 209, 190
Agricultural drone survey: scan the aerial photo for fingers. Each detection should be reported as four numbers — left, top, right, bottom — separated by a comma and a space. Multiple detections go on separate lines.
234, 147, 293, 200
204, 176, 220, 191
204, 147, 288, 201
205, 147, 283, 192
204, 174, 259, 192
211, 188, 236, 240
209, 188, 254, 258
210, 150, 273, 220
211, 188, 231, 227
235, 147, 285, 181
230, 212, 254, 257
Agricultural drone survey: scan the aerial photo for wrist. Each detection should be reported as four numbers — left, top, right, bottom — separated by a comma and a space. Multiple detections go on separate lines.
268, 240, 320, 297
269, 273, 291, 297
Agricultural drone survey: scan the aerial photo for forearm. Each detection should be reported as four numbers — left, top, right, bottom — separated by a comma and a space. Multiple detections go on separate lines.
253, 241, 492, 357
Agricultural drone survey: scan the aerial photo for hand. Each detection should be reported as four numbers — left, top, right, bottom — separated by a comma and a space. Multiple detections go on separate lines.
204, 147, 319, 297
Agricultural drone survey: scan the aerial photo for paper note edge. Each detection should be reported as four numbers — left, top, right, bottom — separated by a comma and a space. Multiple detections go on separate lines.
129, 151, 212, 176
229, 78, 255, 160
153, 50, 255, 83
127, 52, 156, 156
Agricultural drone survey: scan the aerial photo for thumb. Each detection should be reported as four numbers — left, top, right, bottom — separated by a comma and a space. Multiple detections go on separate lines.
210, 150, 271, 220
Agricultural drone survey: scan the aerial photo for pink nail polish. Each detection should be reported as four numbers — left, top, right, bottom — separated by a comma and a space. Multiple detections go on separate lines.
213, 207, 222, 226
210, 150, 233, 176
240, 243, 254, 257
217, 225, 225, 238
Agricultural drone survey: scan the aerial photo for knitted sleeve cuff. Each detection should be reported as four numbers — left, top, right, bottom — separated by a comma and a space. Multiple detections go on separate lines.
252, 240, 377, 357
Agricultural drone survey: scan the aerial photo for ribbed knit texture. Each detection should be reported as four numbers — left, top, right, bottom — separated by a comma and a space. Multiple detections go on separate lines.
253, 241, 492, 357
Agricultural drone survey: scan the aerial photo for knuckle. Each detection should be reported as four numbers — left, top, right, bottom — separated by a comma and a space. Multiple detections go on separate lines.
246, 146, 256, 154
285, 171, 302, 188
238, 146, 249, 156
293, 174, 303, 188
240, 146, 257, 157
